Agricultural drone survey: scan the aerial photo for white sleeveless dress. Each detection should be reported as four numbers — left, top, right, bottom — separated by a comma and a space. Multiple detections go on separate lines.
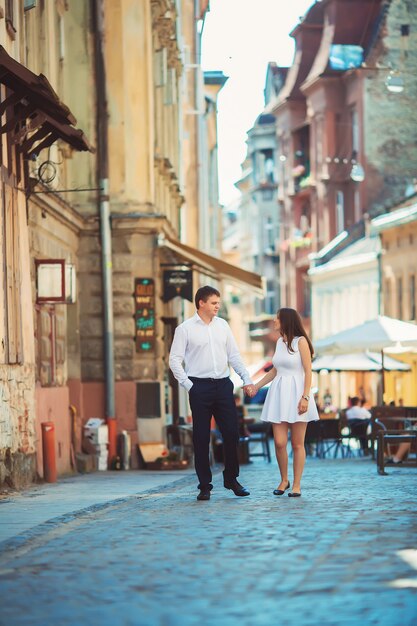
261, 336, 319, 424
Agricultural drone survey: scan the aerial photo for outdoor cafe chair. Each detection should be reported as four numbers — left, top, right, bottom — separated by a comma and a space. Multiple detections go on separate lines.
320, 418, 345, 459
247, 421, 272, 463
305, 420, 323, 458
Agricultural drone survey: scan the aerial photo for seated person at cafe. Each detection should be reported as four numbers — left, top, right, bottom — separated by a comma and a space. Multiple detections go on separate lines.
387, 417, 416, 464
346, 396, 371, 454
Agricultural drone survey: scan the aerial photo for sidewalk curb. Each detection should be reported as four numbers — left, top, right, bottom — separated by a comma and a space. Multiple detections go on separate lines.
0, 473, 196, 557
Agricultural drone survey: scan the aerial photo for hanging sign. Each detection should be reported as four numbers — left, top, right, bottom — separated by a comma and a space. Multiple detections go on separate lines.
163, 269, 193, 302
134, 278, 155, 352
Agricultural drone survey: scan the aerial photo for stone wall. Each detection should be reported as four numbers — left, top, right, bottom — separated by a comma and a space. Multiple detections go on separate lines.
364, 0, 417, 214
0, 365, 37, 488
79, 223, 163, 383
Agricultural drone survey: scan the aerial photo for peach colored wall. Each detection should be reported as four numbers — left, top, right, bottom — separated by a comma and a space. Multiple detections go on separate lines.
76, 381, 140, 468
68, 379, 84, 453
35, 386, 72, 478
81, 382, 106, 422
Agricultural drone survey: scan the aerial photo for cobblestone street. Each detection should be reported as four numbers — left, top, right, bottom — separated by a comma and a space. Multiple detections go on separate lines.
1, 458, 416, 626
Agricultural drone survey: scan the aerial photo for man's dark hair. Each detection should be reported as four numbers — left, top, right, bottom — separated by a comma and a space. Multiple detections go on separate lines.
350, 396, 360, 406
195, 285, 220, 309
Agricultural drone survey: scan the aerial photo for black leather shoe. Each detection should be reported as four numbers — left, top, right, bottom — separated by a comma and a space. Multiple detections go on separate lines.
273, 481, 290, 496
224, 480, 250, 497
197, 489, 211, 501
288, 491, 301, 498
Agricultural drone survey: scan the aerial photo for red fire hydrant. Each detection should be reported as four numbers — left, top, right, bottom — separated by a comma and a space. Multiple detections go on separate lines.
41, 421, 57, 483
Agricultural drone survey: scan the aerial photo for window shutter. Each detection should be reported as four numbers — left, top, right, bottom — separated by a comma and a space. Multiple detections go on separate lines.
154, 48, 167, 88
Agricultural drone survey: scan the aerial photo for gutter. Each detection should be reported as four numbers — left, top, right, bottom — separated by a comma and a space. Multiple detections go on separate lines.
93, 0, 116, 465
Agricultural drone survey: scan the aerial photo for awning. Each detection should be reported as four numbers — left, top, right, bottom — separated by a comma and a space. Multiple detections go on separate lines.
159, 235, 264, 295
0, 46, 92, 157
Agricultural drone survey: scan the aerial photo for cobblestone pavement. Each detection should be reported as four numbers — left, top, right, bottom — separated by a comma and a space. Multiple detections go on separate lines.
0, 458, 416, 626
0, 469, 193, 543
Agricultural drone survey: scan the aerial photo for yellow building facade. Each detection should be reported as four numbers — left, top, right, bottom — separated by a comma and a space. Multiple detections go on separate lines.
374, 200, 417, 406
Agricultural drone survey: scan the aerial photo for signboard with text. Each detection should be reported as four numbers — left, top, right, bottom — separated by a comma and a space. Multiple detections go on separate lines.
163, 269, 193, 302
134, 278, 155, 352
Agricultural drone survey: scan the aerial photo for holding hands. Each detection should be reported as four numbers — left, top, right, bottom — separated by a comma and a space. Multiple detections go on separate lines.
243, 384, 258, 398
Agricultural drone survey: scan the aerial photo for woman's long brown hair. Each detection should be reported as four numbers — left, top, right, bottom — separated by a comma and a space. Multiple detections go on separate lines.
277, 308, 314, 357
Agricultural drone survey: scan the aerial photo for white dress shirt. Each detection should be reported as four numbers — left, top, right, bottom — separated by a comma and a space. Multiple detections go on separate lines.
346, 406, 371, 420
169, 313, 252, 391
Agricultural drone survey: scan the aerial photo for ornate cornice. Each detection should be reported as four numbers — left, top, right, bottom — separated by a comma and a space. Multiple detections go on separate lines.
154, 155, 183, 207
151, 0, 183, 75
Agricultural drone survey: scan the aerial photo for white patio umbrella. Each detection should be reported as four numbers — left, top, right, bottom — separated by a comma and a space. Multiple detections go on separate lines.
314, 316, 417, 401
312, 352, 411, 372
314, 316, 417, 354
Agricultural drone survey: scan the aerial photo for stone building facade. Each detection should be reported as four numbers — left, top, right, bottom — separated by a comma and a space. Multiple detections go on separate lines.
372, 197, 417, 405
0, 0, 91, 487
1, 0, 262, 487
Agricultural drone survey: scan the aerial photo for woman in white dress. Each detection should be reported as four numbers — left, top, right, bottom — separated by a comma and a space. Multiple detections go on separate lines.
252, 308, 319, 497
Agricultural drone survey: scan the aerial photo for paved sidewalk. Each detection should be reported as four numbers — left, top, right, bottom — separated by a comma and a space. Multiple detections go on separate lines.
0, 468, 193, 544
0, 458, 416, 626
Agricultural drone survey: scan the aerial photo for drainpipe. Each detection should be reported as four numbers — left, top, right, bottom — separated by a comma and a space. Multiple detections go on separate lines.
195, 0, 207, 253
92, 0, 116, 464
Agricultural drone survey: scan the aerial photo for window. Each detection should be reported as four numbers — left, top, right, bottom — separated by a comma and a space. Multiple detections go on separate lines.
336, 190, 344, 234
164, 68, 177, 106
303, 275, 311, 318
265, 279, 276, 315
384, 279, 391, 317
397, 276, 403, 320
58, 15, 65, 61
264, 216, 274, 252
35, 305, 66, 386
5, 0, 16, 39
264, 151, 275, 184
0, 183, 23, 364
256, 149, 275, 184
261, 187, 273, 201
351, 109, 360, 153
154, 48, 168, 87
329, 45, 364, 71
354, 188, 361, 223
315, 116, 323, 171
410, 275, 416, 321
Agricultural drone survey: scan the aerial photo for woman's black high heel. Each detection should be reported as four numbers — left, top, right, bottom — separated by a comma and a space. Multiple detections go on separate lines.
273, 481, 290, 496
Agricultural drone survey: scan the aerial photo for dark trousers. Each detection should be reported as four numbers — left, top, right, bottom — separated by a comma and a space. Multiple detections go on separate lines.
188, 377, 239, 490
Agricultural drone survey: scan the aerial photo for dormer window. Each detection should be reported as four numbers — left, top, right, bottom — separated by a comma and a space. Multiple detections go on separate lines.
329, 45, 363, 71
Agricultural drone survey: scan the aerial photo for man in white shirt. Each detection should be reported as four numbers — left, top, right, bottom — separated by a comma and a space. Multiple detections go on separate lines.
346, 396, 372, 454
169, 286, 254, 501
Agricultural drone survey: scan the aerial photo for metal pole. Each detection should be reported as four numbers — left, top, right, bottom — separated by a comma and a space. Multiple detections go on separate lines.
377, 238, 383, 316
195, 0, 207, 253
93, 0, 116, 463
381, 349, 385, 404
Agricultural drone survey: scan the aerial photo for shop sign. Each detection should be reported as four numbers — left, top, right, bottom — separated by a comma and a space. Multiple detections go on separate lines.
163, 269, 193, 302
134, 278, 155, 352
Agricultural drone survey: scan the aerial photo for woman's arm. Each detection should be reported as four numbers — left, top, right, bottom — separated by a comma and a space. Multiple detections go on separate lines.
254, 367, 277, 391
298, 337, 312, 414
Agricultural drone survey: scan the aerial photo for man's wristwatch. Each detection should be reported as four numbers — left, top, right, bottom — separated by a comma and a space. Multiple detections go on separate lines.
302, 395, 310, 401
